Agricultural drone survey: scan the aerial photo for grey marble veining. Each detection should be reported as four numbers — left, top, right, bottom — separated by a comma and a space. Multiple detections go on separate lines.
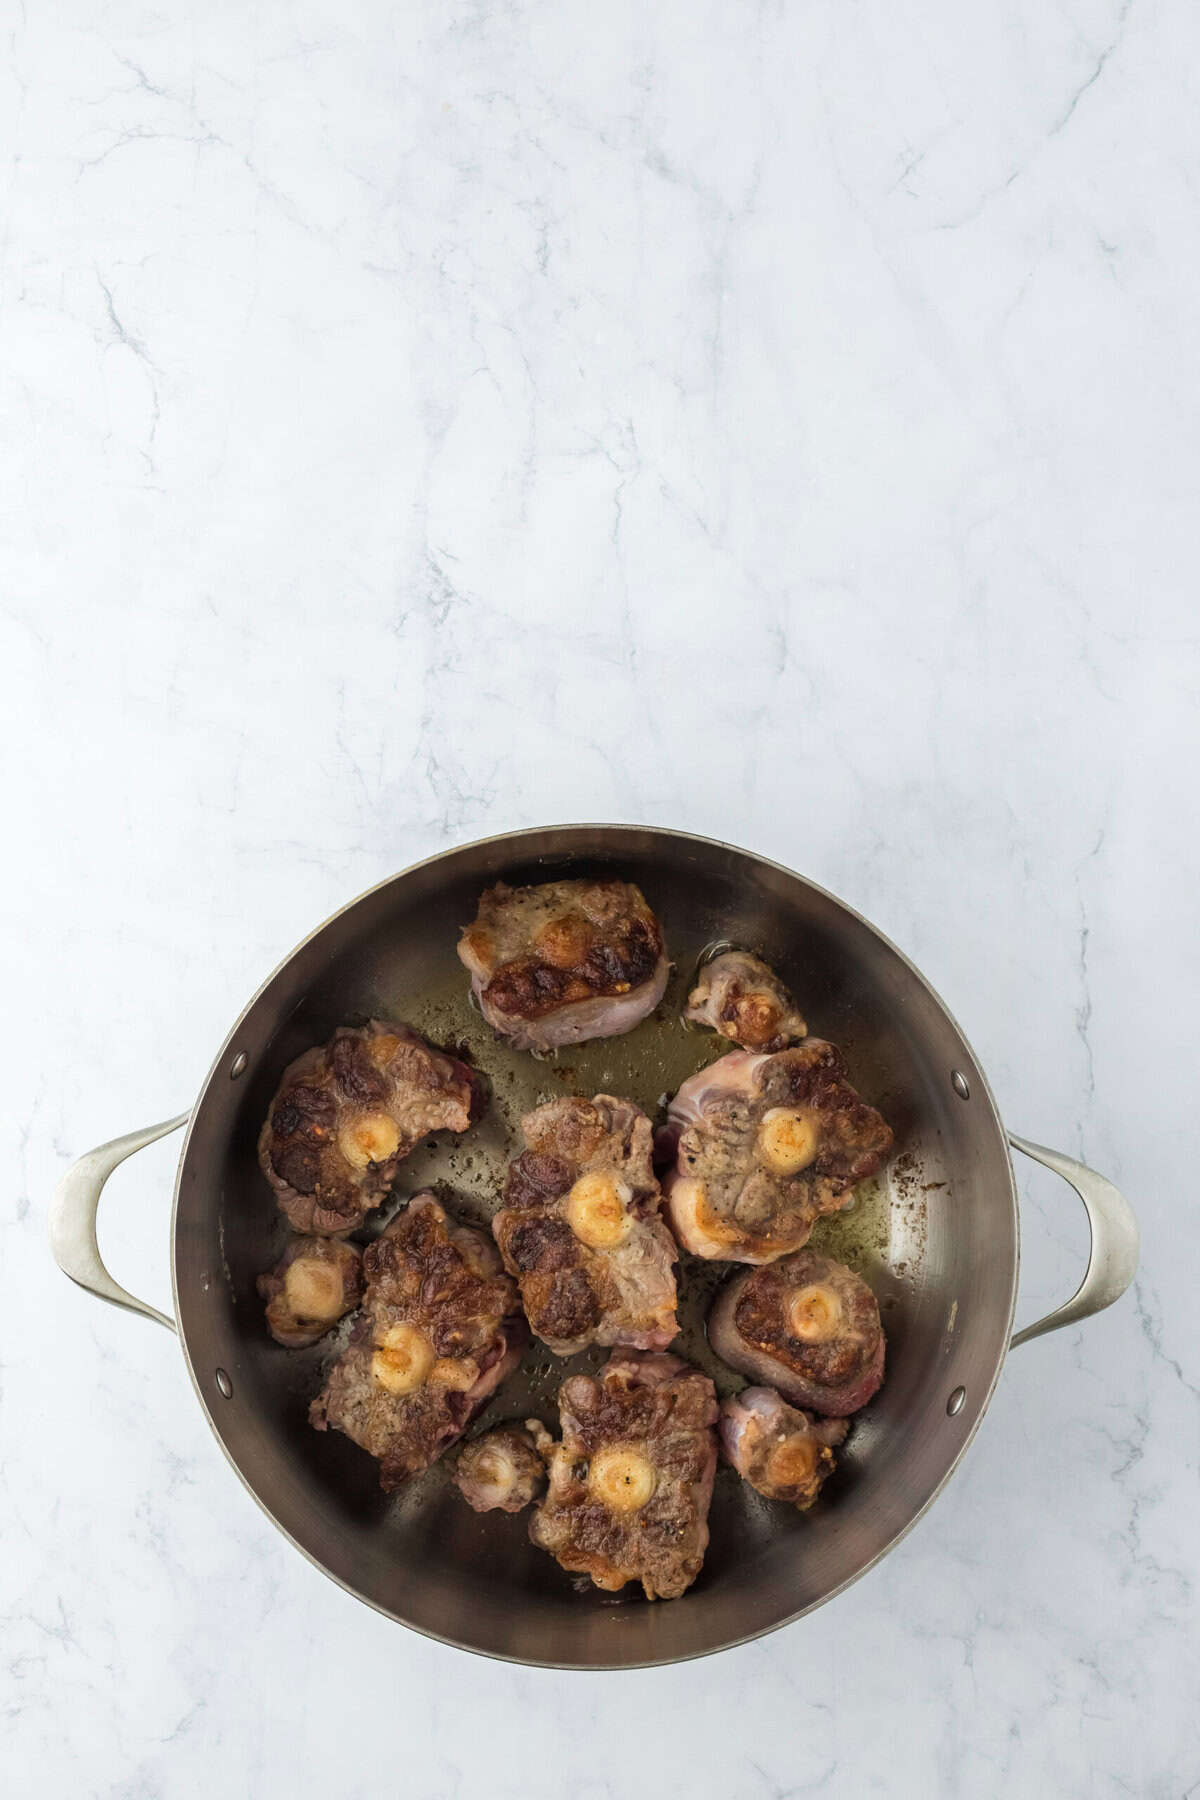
3, 2, 1197, 1795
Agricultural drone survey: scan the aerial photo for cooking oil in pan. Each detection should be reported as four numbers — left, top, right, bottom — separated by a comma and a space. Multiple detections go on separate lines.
389, 959, 903, 1434
814, 1175, 891, 1271
401, 956, 731, 1220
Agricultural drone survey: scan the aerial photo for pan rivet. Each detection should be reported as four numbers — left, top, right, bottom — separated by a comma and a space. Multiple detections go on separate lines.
951, 1070, 970, 1101
215, 1368, 233, 1399
230, 1053, 247, 1080
947, 1385, 966, 1416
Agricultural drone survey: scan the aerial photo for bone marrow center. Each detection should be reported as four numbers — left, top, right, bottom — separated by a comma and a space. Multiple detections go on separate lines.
787, 1282, 844, 1341
339, 1111, 401, 1169
371, 1322, 434, 1394
767, 1435, 819, 1489
757, 1107, 819, 1175
567, 1172, 633, 1248
588, 1446, 657, 1512
472, 1447, 517, 1502
283, 1257, 344, 1322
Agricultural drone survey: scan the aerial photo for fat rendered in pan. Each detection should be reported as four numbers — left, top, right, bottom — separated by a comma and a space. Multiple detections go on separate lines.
51, 826, 1138, 1670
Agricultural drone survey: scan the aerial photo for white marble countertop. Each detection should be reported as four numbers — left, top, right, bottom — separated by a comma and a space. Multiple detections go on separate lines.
4, 2, 1196, 1794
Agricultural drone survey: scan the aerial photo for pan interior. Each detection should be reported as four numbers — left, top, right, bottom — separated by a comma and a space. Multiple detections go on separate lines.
174, 829, 1016, 1668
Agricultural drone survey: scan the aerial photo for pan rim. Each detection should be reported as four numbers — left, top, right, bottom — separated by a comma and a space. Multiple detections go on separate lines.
169, 822, 1019, 1670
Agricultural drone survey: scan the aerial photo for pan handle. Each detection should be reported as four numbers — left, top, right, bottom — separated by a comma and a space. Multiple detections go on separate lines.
49, 1114, 189, 1333
1007, 1134, 1138, 1348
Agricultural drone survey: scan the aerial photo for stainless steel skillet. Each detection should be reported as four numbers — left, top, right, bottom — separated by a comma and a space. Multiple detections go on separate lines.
50, 826, 1137, 1669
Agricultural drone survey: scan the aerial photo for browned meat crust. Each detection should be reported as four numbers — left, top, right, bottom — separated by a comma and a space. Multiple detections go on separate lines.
309, 1194, 525, 1490
665, 1040, 893, 1262
453, 1424, 547, 1513
257, 1235, 364, 1348
493, 1095, 679, 1356
708, 1250, 886, 1414
457, 879, 669, 1050
528, 1351, 718, 1601
258, 1021, 483, 1234
685, 950, 808, 1052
